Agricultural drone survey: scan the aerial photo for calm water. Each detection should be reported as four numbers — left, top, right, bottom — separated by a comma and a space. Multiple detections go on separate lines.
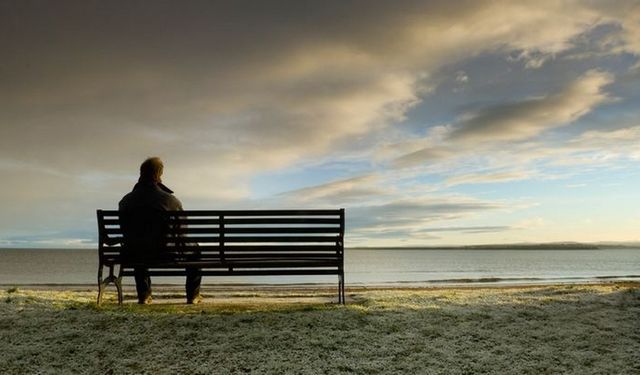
0, 248, 639, 286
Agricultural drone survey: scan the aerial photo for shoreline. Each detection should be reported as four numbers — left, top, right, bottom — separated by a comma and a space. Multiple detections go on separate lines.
3, 244, 640, 250
3, 279, 638, 292
3, 275, 640, 290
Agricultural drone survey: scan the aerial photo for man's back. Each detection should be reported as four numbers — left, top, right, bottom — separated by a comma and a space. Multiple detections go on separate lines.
119, 182, 183, 261
119, 182, 182, 212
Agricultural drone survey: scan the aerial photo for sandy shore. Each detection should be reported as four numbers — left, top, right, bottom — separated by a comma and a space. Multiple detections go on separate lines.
1, 282, 638, 374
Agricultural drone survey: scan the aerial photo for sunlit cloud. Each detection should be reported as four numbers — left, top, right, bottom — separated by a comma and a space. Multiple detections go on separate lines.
0, 1, 639, 246
416, 226, 512, 234
444, 170, 535, 187
279, 175, 388, 205
348, 196, 507, 231
450, 70, 614, 142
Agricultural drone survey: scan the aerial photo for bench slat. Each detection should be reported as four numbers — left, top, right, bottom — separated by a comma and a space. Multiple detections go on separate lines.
122, 269, 340, 276
102, 245, 340, 252
101, 209, 341, 217
201, 253, 340, 258
222, 218, 340, 224
182, 227, 341, 234
106, 236, 341, 243
110, 253, 339, 261
165, 236, 339, 243
122, 260, 340, 268
166, 209, 342, 216
169, 218, 222, 225
104, 218, 339, 225
200, 245, 339, 252
103, 227, 342, 235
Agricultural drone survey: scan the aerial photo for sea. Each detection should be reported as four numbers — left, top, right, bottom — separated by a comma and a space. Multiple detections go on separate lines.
1, 247, 639, 286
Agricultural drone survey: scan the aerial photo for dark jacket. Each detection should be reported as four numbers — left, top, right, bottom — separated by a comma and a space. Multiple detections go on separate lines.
118, 182, 183, 261
119, 182, 183, 212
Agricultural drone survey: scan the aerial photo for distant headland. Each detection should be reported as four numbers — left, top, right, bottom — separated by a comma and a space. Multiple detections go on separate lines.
350, 241, 640, 250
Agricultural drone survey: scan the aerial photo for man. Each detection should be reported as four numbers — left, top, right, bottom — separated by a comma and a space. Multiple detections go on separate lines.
119, 157, 202, 304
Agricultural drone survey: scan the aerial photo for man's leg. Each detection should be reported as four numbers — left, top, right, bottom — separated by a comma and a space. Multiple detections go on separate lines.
185, 267, 202, 303
134, 267, 152, 304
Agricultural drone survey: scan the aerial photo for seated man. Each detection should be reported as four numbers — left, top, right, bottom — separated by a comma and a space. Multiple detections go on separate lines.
119, 157, 202, 304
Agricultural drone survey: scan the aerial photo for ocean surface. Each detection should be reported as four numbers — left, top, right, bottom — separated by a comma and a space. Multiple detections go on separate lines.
1, 248, 639, 286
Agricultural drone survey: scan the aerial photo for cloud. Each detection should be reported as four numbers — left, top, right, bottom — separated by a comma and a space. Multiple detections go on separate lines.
1, 1, 639, 245
508, 50, 555, 69
392, 146, 454, 168
0, 1, 628, 179
385, 122, 640, 208
550, 125, 640, 165
278, 174, 388, 205
340, 195, 515, 245
513, 217, 545, 230
416, 225, 511, 234
390, 68, 618, 168
349, 196, 506, 231
445, 170, 534, 187
455, 71, 469, 83
593, 3, 640, 56
494, 124, 640, 169
570, 125, 640, 146
450, 70, 615, 142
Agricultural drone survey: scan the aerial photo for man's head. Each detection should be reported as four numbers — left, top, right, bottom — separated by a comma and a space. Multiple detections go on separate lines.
139, 157, 164, 183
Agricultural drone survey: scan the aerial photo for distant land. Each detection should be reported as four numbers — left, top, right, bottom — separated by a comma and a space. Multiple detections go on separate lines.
350, 242, 640, 250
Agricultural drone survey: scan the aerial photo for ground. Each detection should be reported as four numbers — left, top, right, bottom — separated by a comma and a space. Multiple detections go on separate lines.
0, 283, 638, 374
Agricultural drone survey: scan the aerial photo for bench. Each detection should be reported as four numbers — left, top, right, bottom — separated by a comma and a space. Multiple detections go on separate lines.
96, 209, 345, 304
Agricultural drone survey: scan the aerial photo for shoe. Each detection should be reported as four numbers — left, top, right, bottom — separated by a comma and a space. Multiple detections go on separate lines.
138, 296, 152, 305
187, 294, 203, 304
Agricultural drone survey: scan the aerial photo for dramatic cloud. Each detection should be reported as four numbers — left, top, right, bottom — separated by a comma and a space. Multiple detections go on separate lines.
1, 0, 639, 246
349, 197, 506, 230
390, 69, 618, 172
280, 175, 387, 205
450, 70, 614, 142
1, 1, 629, 175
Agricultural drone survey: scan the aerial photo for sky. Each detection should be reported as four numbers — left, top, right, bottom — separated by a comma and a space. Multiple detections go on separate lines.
1, 0, 640, 248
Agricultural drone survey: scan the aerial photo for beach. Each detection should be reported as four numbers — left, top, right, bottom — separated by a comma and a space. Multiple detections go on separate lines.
1, 282, 638, 374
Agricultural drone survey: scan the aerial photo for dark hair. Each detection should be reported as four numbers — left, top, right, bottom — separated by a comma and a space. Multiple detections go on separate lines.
139, 157, 163, 183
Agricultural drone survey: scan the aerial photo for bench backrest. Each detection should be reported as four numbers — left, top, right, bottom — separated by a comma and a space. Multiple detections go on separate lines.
97, 209, 345, 264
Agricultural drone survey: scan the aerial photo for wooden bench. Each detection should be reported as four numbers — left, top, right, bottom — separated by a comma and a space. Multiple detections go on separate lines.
96, 209, 345, 304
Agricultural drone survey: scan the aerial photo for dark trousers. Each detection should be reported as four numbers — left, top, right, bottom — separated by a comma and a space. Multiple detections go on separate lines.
134, 267, 202, 302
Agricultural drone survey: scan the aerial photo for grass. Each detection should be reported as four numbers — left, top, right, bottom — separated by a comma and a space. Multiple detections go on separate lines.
1, 283, 639, 374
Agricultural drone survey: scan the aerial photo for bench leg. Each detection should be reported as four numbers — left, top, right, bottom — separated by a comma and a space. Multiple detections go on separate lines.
115, 265, 124, 305
114, 276, 123, 305
338, 273, 345, 305
97, 264, 124, 305
97, 265, 104, 305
